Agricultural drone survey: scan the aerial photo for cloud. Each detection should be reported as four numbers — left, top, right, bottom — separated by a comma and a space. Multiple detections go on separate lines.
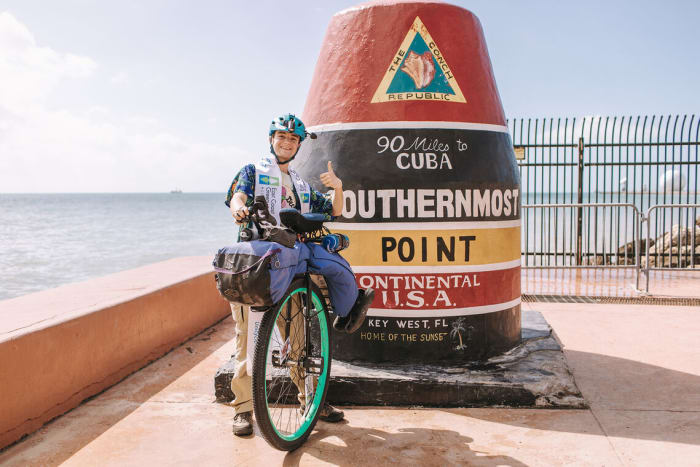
110, 71, 129, 85
0, 12, 97, 110
126, 115, 159, 127
0, 103, 252, 192
0, 12, 252, 192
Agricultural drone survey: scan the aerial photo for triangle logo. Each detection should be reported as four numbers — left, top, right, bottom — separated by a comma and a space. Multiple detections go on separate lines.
371, 16, 466, 104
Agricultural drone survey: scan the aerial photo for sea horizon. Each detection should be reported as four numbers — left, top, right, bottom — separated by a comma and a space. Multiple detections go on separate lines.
2, 192, 695, 301
0, 193, 238, 301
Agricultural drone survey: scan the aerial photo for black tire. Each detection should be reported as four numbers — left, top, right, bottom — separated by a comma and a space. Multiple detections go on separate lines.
252, 277, 332, 451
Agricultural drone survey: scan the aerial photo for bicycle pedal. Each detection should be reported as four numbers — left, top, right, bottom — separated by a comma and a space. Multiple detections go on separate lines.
271, 349, 288, 367
304, 357, 324, 375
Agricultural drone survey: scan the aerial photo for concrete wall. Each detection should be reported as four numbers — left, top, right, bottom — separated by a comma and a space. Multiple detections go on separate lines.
0, 256, 230, 449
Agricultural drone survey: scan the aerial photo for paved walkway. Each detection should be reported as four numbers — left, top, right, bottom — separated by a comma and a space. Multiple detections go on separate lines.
1, 300, 699, 466
523, 268, 700, 298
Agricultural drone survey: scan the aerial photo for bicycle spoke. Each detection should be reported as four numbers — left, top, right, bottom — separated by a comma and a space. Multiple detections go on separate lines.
254, 280, 331, 449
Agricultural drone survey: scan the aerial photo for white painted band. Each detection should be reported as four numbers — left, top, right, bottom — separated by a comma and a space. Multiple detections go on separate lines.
326, 220, 521, 230
352, 259, 521, 274
306, 121, 510, 134
366, 297, 522, 318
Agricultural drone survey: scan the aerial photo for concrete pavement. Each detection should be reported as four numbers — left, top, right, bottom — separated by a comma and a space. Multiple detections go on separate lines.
523, 268, 700, 298
1, 300, 699, 466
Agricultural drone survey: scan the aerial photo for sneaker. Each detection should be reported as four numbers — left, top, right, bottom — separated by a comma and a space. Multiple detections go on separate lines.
318, 403, 345, 423
298, 402, 345, 422
232, 411, 253, 436
334, 288, 374, 334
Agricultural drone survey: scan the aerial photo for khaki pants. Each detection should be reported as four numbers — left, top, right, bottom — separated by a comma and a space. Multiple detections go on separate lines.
229, 304, 253, 415
229, 299, 312, 415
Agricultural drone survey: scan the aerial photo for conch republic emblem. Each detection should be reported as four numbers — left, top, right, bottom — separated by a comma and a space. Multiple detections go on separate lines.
295, 1, 521, 364
371, 16, 466, 103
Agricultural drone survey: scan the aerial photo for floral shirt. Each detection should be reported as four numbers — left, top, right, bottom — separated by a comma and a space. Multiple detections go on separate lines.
225, 162, 336, 234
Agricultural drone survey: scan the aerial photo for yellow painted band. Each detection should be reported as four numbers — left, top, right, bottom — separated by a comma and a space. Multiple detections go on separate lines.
333, 227, 521, 266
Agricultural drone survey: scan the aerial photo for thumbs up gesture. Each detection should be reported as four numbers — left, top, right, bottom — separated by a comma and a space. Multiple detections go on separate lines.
320, 161, 343, 190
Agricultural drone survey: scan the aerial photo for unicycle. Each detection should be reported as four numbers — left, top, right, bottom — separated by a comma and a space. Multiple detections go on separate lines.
244, 201, 335, 451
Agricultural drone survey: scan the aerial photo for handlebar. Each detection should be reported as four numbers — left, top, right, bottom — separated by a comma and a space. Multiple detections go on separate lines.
239, 195, 277, 242
239, 196, 347, 253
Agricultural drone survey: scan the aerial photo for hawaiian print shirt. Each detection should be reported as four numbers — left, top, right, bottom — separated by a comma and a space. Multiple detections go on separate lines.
225, 162, 336, 236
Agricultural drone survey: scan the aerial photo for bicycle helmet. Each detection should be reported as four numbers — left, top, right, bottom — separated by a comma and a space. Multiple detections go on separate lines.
269, 113, 307, 142
268, 113, 316, 164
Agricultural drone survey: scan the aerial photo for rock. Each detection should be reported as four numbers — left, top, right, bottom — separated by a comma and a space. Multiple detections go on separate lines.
617, 256, 635, 265
627, 223, 700, 269
643, 249, 692, 268
650, 224, 700, 254
583, 256, 604, 265
664, 255, 682, 268
681, 245, 700, 266
644, 225, 700, 268
617, 238, 653, 258
583, 255, 615, 265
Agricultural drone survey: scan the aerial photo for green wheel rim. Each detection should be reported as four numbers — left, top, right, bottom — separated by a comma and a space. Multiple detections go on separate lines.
265, 288, 329, 441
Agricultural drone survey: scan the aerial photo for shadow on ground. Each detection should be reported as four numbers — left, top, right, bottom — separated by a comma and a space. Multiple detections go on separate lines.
3, 316, 699, 466
463, 348, 700, 446
283, 425, 528, 466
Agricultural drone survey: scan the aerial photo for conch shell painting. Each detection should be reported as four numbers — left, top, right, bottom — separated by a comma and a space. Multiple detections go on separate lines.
400, 51, 436, 89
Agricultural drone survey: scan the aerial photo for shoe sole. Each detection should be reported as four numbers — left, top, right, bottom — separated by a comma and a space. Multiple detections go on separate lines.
345, 290, 374, 334
332, 316, 347, 332
233, 427, 253, 436
319, 414, 344, 423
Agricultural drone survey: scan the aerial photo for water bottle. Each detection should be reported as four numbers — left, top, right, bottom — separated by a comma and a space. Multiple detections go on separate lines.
321, 233, 350, 253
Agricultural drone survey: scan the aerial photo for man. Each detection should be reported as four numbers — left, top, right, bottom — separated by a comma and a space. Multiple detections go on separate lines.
225, 113, 373, 436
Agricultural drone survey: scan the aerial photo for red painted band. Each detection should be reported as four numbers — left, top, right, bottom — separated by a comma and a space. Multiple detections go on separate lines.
355, 266, 521, 310
303, 1, 505, 126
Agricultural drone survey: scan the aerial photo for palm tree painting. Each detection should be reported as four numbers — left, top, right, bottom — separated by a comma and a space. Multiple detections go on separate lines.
450, 317, 469, 351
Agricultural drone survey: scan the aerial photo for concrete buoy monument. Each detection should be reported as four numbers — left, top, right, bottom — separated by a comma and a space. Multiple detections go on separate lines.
295, 0, 522, 363
216, 1, 584, 408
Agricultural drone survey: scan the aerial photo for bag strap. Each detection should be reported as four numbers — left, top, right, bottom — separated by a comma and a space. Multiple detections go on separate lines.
213, 248, 281, 275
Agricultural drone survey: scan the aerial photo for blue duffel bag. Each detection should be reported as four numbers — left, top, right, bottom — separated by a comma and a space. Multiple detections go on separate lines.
213, 240, 306, 306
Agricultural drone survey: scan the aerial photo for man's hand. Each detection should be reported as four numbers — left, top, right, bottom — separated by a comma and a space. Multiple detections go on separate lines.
230, 192, 249, 225
320, 161, 343, 190
232, 205, 249, 225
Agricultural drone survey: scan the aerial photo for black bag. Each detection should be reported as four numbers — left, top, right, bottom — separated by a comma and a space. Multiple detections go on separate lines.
213, 240, 301, 307
213, 247, 279, 306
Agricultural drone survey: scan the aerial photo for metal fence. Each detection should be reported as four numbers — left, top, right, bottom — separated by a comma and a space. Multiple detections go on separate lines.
644, 203, 699, 280
521, 203, 641, 267
509, 115, 699, 290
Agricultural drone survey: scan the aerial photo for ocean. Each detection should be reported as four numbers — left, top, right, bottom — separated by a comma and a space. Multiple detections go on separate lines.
1, 192, 694, 301
0, 193, 237, 301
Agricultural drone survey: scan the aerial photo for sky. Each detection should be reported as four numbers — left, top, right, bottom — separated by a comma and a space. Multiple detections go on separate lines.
0, 0, 698, 193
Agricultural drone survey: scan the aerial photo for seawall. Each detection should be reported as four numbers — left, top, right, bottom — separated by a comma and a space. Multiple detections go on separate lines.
0, 256, 229, 449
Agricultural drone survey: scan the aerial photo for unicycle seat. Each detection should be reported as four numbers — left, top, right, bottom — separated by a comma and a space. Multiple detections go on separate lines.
279, 208, 326, 234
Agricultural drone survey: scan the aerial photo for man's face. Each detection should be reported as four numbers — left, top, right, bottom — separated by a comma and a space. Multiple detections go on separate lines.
271, 131, 301, 163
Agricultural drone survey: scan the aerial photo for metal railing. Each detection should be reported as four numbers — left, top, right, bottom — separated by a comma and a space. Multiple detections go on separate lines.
521, 202, 700, 292
510, 115, 699, 293
511, 115, 699, 212
522, 203, 643, 290
643, 204, 700, 290
522, 202, 642, 265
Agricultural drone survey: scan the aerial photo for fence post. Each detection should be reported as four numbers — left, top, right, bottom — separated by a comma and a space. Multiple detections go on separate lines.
576, 136, 584, 265
636, 209, 642, 291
